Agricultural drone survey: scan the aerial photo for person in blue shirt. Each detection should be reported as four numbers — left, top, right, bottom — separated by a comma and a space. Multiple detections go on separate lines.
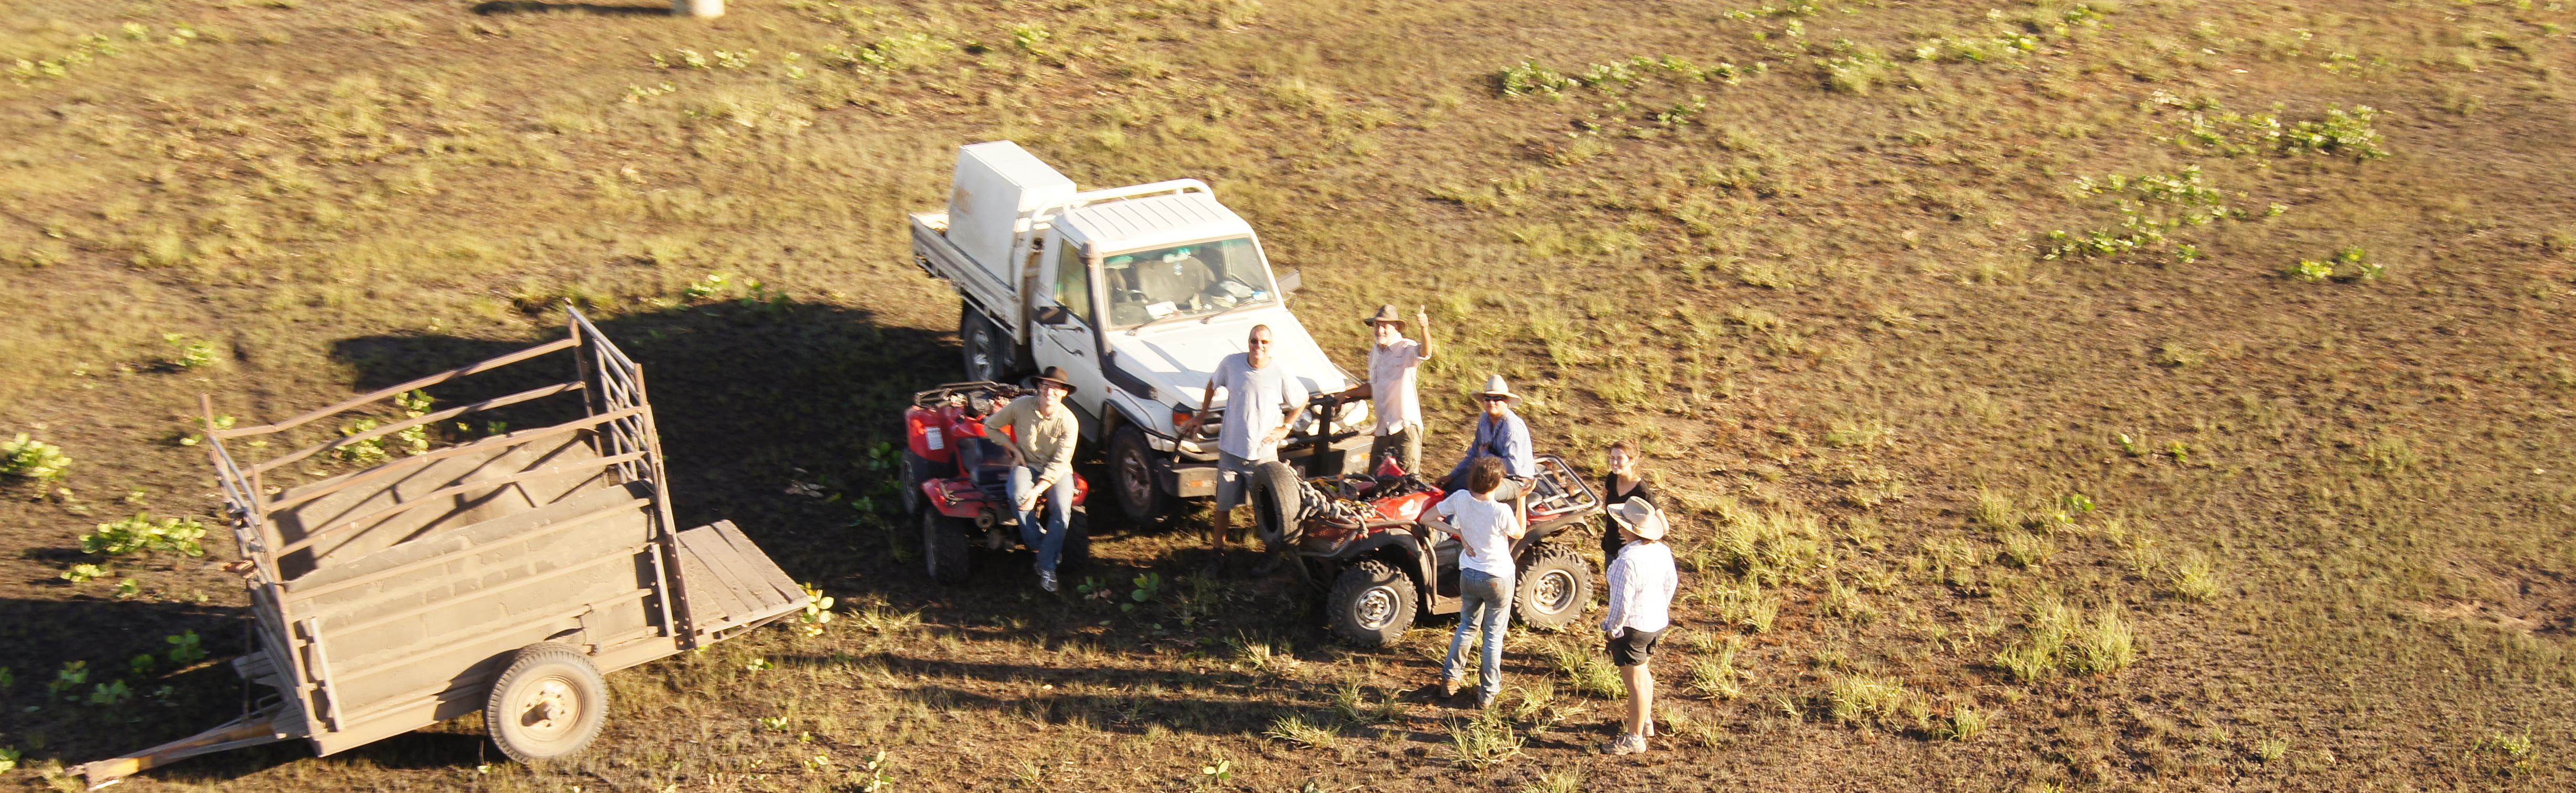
1443, 375, 1537, 524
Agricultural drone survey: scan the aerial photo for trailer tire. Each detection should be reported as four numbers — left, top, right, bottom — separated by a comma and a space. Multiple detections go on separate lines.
960, 306, 1021, 383
1327, 560, 1416, 647
1108, 425, 1173, 527
1249, 460, 1303, 553
922, 508, 972, 584
485, 642, 608, 766
1512, 542, 1593, 630
899, 448, 932, 516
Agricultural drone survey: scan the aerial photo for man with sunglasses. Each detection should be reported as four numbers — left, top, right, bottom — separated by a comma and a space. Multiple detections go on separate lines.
1189, 324, 1310, 577
1444, 375, 1537, 524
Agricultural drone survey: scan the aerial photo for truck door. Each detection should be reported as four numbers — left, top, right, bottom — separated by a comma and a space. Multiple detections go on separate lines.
1032, 233, 1112, 413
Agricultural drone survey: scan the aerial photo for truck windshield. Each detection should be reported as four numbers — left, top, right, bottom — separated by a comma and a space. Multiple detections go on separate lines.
1099, 237, 1271, 328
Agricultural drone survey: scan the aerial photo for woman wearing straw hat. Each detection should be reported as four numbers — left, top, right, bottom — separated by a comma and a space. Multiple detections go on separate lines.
1442, 374, 1537, 523
1600, 499, 1678, 756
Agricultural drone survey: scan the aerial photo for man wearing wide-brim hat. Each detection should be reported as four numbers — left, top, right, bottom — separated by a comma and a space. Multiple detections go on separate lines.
1598, 499, 1677, 755
985, 366, 1082, 593
1332, 304, 1434, 476
1443, 374, 1538, 520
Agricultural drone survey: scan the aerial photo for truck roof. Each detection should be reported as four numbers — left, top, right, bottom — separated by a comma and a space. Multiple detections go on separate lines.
1055, 191, 1254, 254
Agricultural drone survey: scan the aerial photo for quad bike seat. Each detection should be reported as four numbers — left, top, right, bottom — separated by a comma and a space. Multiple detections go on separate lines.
954, 435, 1015, 500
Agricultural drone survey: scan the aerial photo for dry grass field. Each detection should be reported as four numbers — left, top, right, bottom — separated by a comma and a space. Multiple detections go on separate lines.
3, 0, 2574, 789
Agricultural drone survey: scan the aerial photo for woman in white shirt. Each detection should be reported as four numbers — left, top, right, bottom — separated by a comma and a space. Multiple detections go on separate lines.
1425, 456, 1522, 708
1600, 499, 1677, 755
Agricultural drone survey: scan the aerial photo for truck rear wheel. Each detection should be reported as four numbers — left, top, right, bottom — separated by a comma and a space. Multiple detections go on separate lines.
922, 508, 971, 584
960, 306, 1021, 383
1327, 560, 1416, 647
1513, 542, 1592, 630
1250, 460, 1303, 552
485, 642, 607, 766
1108, 425, 1173, 527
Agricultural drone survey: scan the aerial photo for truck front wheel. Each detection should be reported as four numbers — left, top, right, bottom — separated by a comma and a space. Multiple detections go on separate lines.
1108, 425, 1173, 527
960, 306, 1021, 383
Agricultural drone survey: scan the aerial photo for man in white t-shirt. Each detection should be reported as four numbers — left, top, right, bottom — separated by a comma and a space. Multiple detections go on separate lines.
1333, 304, 1433, 475
1424, 456, 1523, 708
1188, 324, 1310, 576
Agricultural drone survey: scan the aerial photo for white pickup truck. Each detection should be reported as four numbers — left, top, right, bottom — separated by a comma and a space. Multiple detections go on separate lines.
908, 141, 1374, 524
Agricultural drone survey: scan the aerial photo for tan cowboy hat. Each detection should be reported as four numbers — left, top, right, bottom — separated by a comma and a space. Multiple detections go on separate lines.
1609, 500, 1669, 541
1032, 366, 1078, 393
1362, 304, 1405, 329
1474, 374, 1520, 403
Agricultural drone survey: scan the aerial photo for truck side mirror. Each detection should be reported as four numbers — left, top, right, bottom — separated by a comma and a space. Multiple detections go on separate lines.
1276, 269, 1303, 299
1034, 305, 1070, 326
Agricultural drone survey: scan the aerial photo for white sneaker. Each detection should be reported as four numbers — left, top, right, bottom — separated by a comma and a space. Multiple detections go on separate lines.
1604, 734, 1647, 755
1038, 570, 1057, 593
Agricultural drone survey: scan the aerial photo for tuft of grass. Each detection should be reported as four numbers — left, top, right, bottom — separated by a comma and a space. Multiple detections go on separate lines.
1521, 765, 1585, 793
2065, 606, 2138, 674
1971, 487, 2020, 531
1262, 712, 1339, 749
1544, 642, 1623, 699
1826, 674, 1911, 725
1444, 710, 1526, 769
1934, 703, 1993, 741
2000, 532, 2054, 568
2166, 553, 2222, 601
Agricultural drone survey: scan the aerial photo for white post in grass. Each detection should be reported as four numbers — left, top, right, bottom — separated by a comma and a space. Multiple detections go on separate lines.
674, 0, 723, 17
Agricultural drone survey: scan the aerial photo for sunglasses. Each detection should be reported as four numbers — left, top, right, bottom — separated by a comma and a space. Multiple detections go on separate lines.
1480, 395, 1509, 403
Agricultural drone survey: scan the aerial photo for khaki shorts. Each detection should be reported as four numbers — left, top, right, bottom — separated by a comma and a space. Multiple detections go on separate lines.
1215, 452, 1269, 511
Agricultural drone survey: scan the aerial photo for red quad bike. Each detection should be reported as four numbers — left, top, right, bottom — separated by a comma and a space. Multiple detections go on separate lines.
1248, 455, 1603, 646
903, 381, 1092, 584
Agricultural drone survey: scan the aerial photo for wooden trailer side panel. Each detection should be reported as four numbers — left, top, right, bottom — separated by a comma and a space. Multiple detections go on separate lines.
286, 480, 661, 727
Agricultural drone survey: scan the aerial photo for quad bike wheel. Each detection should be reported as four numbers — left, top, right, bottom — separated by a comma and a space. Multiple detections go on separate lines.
1327, 560, 1417, 647
1512, 542, 1592, 630
485, 642, 607, 766
922, 508, 971, 584
1249, 460, 1303, 553
1058, 509, 1092, 572
899, 448, 932, 516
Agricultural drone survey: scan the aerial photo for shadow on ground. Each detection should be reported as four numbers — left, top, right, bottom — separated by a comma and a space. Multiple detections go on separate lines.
470, 1, 673, 16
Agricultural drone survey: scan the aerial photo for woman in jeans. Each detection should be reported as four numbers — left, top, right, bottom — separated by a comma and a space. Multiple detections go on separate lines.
1427, 456, 1523, 708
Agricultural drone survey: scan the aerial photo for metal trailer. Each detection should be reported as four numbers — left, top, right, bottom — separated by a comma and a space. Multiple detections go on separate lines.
75, 307, 808, 785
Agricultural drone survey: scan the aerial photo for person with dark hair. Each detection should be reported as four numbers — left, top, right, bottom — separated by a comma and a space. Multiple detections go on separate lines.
1189, 324, 1309, 577
1599, 441, 1657, 567
1424, 455, 1524, 708
1600, 499, 1677, 755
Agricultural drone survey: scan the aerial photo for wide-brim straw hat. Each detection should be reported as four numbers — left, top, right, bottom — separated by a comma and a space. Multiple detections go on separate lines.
1474, 374, 1520, 402
1032, 366, 1078, 393
1609, 500, 1669, 541
1362, 304, 1405, 329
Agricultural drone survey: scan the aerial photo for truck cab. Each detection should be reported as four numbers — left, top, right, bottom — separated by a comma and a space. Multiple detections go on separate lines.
910, 142, 1373, 525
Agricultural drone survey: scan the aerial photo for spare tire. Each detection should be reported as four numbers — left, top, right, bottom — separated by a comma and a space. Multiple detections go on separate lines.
1249, 460, 1303, 552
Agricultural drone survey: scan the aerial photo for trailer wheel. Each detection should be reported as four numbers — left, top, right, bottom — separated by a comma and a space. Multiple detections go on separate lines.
922, 508, 971, 584
1249, 460, 1303, 553
485, 642, 608, 766
960, 306, 1021, 383
899, 448, 932, 516
1108, 425, 1173, 527
1513, 543, 1592, 630
1327, 560, 1416, 647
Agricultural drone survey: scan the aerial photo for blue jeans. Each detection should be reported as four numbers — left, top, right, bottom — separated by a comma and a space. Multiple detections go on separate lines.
1007, 467, 1073, 575
1442, 568, 1512, 700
